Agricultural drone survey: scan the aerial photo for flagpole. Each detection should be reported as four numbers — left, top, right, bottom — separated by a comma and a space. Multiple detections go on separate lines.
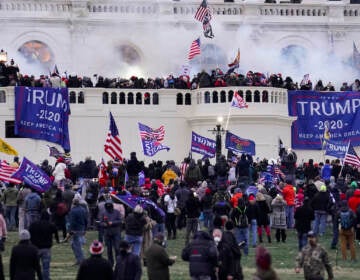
339, 140, 351, 177
224, 105, 232, 132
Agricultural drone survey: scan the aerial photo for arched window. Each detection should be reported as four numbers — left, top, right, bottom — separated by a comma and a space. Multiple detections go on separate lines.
102, 92, 109, 104
262, 91, 269, 103
228, 90, 234, 102
119, 92, 125, 104
176, 93, 183, 105
245, 90, 252, 102
136, 92, 142, 104
220, 91, 226, 103
111, 92, 117, 104
185, 93, 191, 105
254, 90, 260, 103
18, 40, 54, 72
212, 91, 218, 103
153, 93, 159, 105
69, 91, 76, 103
238, 90, 244, 98
204, 91, 211, 103
144, 92, 150, 105
0, 90, 5, 103
77, 91, 84, 104
127, 92, 134, 104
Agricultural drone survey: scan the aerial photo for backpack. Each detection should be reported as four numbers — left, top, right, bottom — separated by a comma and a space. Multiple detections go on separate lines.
340, 210, 353, 230
208, 165, 215, 177
235, 208, 248, 228
56, 202, 68, 216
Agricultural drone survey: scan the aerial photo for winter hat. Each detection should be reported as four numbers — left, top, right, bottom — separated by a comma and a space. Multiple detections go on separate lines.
89, 240, 104, 255
19, 229, 31, 241
225, 220, 234, 231
255, 246, 271, 270
351, 181, 358, 189
248, 194, 256, 201
134, 205, 144, 214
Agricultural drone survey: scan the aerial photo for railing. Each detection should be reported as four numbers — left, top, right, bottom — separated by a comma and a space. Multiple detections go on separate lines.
0, 86, 288, 107
0, 1, 72, 12
259, 5, 327, 17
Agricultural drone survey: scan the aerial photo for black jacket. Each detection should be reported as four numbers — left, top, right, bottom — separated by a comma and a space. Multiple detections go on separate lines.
294, 202, 315, 233
10, 240, 42, 280
113, 251, 142, 280
76, 255, 113, 280
29, 219, 59, 249
125, 213, 146, 236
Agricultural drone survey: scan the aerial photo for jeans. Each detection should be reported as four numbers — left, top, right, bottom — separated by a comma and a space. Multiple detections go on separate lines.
38, 248, 51, 280
185, 218, 199, 246
5, 206, 17, 230
104, 232, 121, 267
18, 207, 26, 233
71, 231, 85, 263
202, 209, 213, 231
165, 213, 176, 239
313, 211, 327, 236
152, 223, 165, 236
297, 232, 308, 251
25, 212, 40, 229
249, 219, 257, 247
235, 226, 249, 255
331, 214, 339, 248
124, 234, 143, 256
285, 205, 294, 229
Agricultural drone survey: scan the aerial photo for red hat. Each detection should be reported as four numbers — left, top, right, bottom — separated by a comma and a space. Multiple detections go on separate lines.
256, 246, 271, 270
89, 240, 104, 255
57, 157, 65, 163
248, 194, 255, 201
205, 188, 212, 195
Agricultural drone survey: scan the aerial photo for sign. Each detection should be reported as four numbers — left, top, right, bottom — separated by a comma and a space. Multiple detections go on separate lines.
11, 157, 51, 193
15, 87, 71, 151
288, 91, 360, 149
324, 139, 348, 159
225, 131, 255, 155
191, 131, 216, 158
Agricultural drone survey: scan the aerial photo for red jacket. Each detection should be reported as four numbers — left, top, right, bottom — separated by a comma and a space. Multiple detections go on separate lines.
282, 184, 295, 206
348, 189, 360, 212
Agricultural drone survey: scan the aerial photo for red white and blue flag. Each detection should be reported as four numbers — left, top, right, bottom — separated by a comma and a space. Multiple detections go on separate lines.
194, 0, 212, 22
188, 38, 201, 60
0, 160, 21, 184
104, 112, 123, 161
138, 122, 170, 157
231, 91, 248, 109
344, 143, 360, 168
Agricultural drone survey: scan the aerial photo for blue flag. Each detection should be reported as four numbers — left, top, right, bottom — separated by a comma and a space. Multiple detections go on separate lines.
191, 131, 216, 158
138, 122, 170, 157
324, 139, 348, 158
15, 87, 71, 151
11, 157, 51, 193
225, 131, 255, 155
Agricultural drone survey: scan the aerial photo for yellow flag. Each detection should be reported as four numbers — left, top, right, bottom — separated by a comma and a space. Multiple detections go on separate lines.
0, 138, 18, 155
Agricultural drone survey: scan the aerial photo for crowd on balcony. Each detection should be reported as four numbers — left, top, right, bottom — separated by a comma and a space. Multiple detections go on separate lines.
0, 56, 360, 92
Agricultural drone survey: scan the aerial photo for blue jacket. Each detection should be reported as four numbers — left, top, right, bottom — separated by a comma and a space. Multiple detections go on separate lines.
69, 205, 88, 232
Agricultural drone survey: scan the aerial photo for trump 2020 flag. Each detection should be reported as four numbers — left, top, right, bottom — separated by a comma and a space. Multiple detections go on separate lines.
138, 122, 170, 157
11, 157, 51, 193
324, 139, 348, 159
231, 91, 248, 109
191, 131, 216, 158
225, 131, 256, 156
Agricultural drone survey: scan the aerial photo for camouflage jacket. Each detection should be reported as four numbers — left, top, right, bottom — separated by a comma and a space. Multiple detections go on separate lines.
296, 244, 334, 280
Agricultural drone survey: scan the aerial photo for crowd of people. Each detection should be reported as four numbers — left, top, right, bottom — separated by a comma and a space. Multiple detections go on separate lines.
1, 56, 360, 91
0, 149, 359, 280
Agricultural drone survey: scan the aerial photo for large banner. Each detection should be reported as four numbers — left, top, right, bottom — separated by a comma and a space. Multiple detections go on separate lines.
15, 87, 71, 151
191, 131, 216, 158
225, 131, 256, 155
11, 157, 51, 193
138, 122, 170, 157
288, 91, 360, 149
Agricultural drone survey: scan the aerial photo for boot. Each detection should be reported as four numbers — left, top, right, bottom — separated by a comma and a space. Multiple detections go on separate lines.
258, 234, 263, 243
267, 235, 272, 243
282, 230, 286, 243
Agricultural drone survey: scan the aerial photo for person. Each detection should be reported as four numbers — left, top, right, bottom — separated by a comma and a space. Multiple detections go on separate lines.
50, 189, 68, 240
271, 194, 287, 243
253, 246, 279, 280
282, 178, 295, 229
184, 191, 202, 246
256, 192, 272, 243
337, 200, 356, 261
2, 182, 18, 231
76, 240, 113, 280
246, 194, 259, 248
0, 203, 7, 280
124, 205, 147, 256
24, 188, 42, 229
145, 233, 176, 280
98, 200, 122, 267
311, 185, 331, 236
230, 197, 249, 255
113, 240, 142, 280
10, 229, 43, 280
52, 157, 67, 188
295, 230, 334, 280
17, 184, 31, 233
69, 197, 88, 265
164, 190, 177, 240
28, 210, 59, 280
294, 197, 315, 251
182, 230, 218, 280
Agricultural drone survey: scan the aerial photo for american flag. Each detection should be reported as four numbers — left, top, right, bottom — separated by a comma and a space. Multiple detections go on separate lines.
104, 112, 123, 161
194, 0, 212, 22
231, 91, 248, 109
139, 123, 165, 142
188, 38, 201, 60
47, 145, 62, 158
344, 143, 360, 168
0, 160, 21, 184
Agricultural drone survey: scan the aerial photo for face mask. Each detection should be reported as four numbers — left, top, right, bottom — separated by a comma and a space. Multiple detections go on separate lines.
214, 236, 221, 244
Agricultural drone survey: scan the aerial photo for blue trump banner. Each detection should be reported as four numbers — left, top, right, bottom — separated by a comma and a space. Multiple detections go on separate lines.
288, 91, 360, 149
225, 131, 256, 155
191, 131, 216, 158
11, 157, 51, 193
138, 122, 170, 157
324, 139, 348, 158
15, 87, 71, 151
